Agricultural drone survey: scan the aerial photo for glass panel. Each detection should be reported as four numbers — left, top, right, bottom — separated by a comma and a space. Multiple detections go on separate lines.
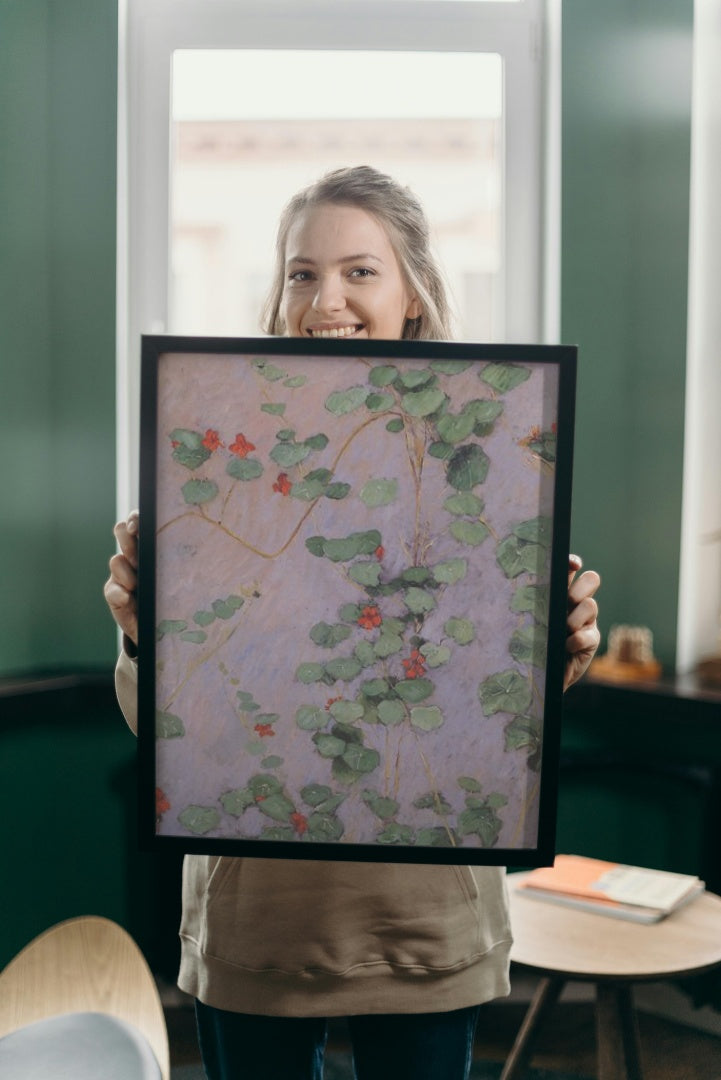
170, 49, 503, 340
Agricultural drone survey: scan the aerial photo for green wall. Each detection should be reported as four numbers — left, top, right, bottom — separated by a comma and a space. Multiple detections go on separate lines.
562, 0, 693, 669
0, 0, 118, 676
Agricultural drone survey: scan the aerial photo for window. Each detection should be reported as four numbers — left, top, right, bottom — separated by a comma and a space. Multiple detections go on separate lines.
118, 0, 557, 509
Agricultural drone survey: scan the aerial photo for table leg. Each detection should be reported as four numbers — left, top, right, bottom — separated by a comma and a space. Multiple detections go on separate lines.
499, 976, 565, 1080
596, 982, 643, 1080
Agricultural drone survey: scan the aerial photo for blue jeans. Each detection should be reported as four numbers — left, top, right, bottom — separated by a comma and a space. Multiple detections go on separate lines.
195, 1000, 481, 1080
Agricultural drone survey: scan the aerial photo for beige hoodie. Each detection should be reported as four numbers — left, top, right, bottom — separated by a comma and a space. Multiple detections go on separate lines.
116, 650, 512, 1016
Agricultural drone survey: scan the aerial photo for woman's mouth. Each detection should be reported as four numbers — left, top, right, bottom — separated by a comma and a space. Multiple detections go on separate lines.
307, 324, 364, 339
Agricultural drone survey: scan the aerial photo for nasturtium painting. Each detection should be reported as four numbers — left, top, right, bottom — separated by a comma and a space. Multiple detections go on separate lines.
139, 337, 576, 864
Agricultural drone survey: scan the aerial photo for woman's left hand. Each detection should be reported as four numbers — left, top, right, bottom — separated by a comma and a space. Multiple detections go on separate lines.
564, 554, 601, 691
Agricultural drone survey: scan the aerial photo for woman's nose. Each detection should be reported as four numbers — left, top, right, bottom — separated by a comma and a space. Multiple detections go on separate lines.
312, 274, 345, 314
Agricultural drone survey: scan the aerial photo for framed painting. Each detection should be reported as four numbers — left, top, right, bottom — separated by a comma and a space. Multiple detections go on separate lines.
138, 336, 576, 865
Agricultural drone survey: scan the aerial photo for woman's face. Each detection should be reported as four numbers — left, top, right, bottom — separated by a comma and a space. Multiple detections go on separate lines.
280, 203, 421, 340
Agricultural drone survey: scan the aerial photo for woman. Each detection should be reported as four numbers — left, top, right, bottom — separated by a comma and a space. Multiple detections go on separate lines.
106, 166, 601, 1080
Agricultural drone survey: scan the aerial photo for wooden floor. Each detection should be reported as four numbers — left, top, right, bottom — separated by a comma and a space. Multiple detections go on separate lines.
166, 994, 721, 1079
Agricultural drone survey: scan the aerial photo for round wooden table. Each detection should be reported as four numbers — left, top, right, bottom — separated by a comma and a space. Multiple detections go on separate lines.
502, 873, 721, 1080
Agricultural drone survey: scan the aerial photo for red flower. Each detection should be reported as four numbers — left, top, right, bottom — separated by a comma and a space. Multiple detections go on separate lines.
290, 812, 308, 836
402, 649, 427, 679
229, 433, 256, 457
170, 440, 181, 449
254, 723, 275, 738
156, 788, 170, 816
325, 696, 342, 711
202, 428, 223, 451
358, 605, 382, 630
375, 545, 385, 561
255, 794, 267, 803
273, 472, 292, 496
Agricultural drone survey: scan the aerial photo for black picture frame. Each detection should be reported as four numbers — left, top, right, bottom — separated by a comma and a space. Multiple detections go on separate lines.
138, 336, 576, 866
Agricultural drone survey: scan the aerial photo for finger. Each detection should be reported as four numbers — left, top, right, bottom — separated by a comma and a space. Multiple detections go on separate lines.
566, 624, 601, 657
108, 552, 137, 593
568, 569, 601, 607
566, 594, 599, 634
567, 553, 583, 588
113, 519, 139, 568
103, 580, 139, 642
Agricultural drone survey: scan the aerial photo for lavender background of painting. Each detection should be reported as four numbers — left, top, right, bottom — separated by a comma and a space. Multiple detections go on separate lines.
153, 351, 558, 849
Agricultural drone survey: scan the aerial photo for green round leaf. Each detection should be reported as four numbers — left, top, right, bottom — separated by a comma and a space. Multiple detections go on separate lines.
172, 444, 212, 470
410, 705, 444, 731
291, 478, 327, 501
193, 610, 216, 627
443, 493, 484, 516
178, 806, 220, 835
478, 669, 533, 716
325, 656, 363, 682
445, 444, 489, 491
226, 457, 263, 481
419, 643, 451, 668
325, 387, 369, 414
220, 787, 255, 816
374, 632, 404, 658
157, 619, 187, 636
283, 374, 307, 388
496, 535, 545, 578
510, 584, 550, 625
401, 567, 431, 585
256, 793, 295, 822
385, 418, 404, 433
261, 402, 286, 415
156, 710, 185, 739
314, 733, 348, 758
180, 630, 207, 644
362, 791, 400, 819
354, 639, 377, 667
359, 477, 399, 508
435, 411, 476, 444
449, 520, 489, 547
306, 536, 326, 557
365, 392, 394, 412
269, 443, 310, 468
480, 363, 531, 393
248, 774, 283, 796
296, 662, 326, 684
342, 743, 381, 774
304, 433, 329, 451
458, 776, 483, 792
360, 678, 390, 698
369, 365, 399, 386
329, 699, 364, 723
349, 561, 382, 587
310, 621, 353, 648
509, 626, 548, 669
431, 558, 468, 585
376, 823, 414, 845
401, 387, 446, 417
307, 812, 344, 841
399, 369, 435, 389
212, 599, 236, 620
324, 483, 351, 500
395, 678, 434, 703
296, 705, 327, 730
428, 441, 454, 460
458, 805, 503, 846
444, 617, 475, 645
261, 755, 284, 769
513, 516, 553, 547
403, 587, 437, 615
430, 360, 472, 374
377, 699, 406, 726
301, 783, 333, 807
181, 479, 219, 505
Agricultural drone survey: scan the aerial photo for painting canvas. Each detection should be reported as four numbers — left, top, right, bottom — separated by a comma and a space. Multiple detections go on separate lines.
138, 336, 576, 865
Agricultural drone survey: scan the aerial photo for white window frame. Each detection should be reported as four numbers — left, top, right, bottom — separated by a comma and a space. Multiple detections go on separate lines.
117, 0, 559, 511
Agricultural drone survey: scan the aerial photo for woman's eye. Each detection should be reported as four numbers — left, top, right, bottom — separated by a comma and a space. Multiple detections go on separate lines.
288, 269, 313, 283
349, 267, 374, 279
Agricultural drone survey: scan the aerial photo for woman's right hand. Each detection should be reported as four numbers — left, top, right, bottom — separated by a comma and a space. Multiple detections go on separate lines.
104, 510, 139, 646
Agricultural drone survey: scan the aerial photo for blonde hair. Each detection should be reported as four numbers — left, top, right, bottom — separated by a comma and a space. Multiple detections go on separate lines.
261, 165, 453, 341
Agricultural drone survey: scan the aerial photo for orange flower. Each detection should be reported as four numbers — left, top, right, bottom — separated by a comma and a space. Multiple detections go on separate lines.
155, 788, 170, 816
229, 433, 256, 457
375, 545, 385, 561
358, 605, 382, 630
290, 812, 308, 835
273, 472, 292, 496
402, 649, 426, 679
254, 723, 275, 738
519, 425, 541, 448
325, 696, 342, 711
202, 428, 223, 451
